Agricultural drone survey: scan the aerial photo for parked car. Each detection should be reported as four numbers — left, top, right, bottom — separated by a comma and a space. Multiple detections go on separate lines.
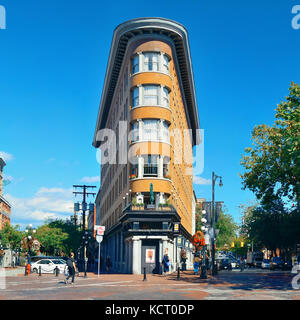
270, 257, 283, 271
31, 259, 67, 274
261, 259, 270, 269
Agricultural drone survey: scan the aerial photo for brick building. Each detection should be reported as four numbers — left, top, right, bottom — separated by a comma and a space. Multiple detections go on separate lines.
0, 158, 11, 230
93, 18, 200, 274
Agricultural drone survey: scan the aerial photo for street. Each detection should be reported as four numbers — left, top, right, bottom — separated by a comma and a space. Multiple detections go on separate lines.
1, 268, 299, 300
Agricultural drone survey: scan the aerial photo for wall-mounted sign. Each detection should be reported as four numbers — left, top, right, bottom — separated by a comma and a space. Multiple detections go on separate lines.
173, 222, 180, 233
145, 249, 155, 264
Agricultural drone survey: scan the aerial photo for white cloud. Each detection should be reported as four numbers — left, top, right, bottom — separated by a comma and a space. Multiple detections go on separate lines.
5, 187, 74, 225
0, 151, 14, 162
80, 176, 100, 183
193, 176, 211, 185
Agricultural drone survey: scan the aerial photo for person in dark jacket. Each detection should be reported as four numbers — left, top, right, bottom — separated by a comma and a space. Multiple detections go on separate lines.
162, 249, 170, 275
65, 252, 76, 284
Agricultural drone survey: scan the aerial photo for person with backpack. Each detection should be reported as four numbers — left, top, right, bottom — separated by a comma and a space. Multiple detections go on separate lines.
65, 252, 76, 284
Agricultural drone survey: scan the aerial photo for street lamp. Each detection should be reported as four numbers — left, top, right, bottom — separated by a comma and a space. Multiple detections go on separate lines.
211, 171, 223, 276
25, 225, 36, 264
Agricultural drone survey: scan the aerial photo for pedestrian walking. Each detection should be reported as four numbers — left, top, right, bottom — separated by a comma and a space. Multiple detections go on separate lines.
194, 254, 200, 275
65, 252, 76, 285
240, 256, 245, 272
162, 249, 170, 275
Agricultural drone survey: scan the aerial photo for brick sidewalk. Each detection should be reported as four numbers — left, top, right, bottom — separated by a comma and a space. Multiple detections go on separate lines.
1, 269, 299, 300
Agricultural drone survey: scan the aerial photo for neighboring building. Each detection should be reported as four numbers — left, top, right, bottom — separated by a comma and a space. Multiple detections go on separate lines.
93, 18, 200, 274
0, 158, 11, 230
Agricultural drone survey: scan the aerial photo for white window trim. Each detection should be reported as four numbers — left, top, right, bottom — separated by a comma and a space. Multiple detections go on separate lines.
131, 52, 170, 75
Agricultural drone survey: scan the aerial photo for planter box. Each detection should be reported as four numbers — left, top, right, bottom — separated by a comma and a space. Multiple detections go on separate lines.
132, 205, 144, 211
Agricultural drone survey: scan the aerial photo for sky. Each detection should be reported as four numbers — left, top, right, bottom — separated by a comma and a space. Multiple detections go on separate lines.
0, 0, 299, 229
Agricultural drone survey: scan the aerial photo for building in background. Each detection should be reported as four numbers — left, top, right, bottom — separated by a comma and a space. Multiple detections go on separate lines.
0, 157, 11, 230
93, 18, 200, 274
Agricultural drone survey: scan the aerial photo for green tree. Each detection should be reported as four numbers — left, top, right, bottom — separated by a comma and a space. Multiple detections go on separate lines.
0, 222, 23, 250
215, 209, 238, 249
47, 219, 82, 255
35, 224, 68, 255
240, 82, 300, 206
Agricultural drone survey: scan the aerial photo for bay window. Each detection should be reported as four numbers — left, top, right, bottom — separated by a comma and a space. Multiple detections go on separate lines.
131, 52, 170, 75
131, 85, 170, 108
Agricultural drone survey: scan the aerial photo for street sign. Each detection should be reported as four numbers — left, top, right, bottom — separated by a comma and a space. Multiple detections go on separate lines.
96, 235, 103, 243
94, 225, 105, 235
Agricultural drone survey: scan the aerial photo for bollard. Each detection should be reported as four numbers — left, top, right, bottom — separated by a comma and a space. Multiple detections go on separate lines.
177, 266, 180, 280
39, 266, 42, 276
143, 267, 147, 281
25, 265, 28, 276
55, 266, 59, 277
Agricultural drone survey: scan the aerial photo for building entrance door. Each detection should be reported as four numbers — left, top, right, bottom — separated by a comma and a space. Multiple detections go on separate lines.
141, 240, 159, 274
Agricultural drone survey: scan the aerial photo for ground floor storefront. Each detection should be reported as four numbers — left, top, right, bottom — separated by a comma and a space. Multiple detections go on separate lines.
98, 207, 194, 274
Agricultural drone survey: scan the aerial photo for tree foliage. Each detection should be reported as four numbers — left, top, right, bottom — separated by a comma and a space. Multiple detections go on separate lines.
0, 223, 23, 250
35, 219, 81, 256
215, 209, 238, 249
241, 201, 300, 254
240, 82, 300, 206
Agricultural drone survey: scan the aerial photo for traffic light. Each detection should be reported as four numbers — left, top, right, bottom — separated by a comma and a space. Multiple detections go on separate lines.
231, 242, 235, 248
241, 241, 244, 247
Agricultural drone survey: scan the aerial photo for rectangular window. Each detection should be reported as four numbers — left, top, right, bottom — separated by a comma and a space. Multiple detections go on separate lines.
162, 87, 169, 108
131, 121, 139, 142
162, 121, 170, 143
132, 55, 139, 74
162, 55, 170, 73
144, 155, 158, 176
143, 85, 159, 105
143, 52, 159, 71
143, 119, 159, 140
132, 87, 139, 107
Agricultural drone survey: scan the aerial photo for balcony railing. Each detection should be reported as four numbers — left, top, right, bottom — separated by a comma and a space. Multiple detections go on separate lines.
143, 165, 158, 176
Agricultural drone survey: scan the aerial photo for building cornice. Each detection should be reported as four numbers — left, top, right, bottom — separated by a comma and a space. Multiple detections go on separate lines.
0, 194, 11, 208
93, 17, 200, 148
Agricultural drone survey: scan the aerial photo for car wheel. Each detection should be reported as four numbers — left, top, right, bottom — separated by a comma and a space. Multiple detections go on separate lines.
33, 268, 38, 273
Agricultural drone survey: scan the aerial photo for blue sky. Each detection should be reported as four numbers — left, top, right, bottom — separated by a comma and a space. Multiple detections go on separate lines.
0, 0, 299, 228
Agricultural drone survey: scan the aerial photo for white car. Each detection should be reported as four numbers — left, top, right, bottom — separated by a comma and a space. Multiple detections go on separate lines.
31, 259, 67, 274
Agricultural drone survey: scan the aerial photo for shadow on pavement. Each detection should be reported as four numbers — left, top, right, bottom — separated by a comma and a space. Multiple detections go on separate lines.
164, 270, 295, 291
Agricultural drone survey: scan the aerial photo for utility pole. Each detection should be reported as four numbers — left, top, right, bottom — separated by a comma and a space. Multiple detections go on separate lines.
73, 185, 96, 277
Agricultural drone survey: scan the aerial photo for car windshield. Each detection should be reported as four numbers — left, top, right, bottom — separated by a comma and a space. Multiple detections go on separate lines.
52, 260, 64, 264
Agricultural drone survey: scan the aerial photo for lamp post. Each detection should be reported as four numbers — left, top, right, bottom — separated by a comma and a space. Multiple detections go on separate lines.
211, 171, 223, 276
200, 211, 208, 279
25, 224, 36, 264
